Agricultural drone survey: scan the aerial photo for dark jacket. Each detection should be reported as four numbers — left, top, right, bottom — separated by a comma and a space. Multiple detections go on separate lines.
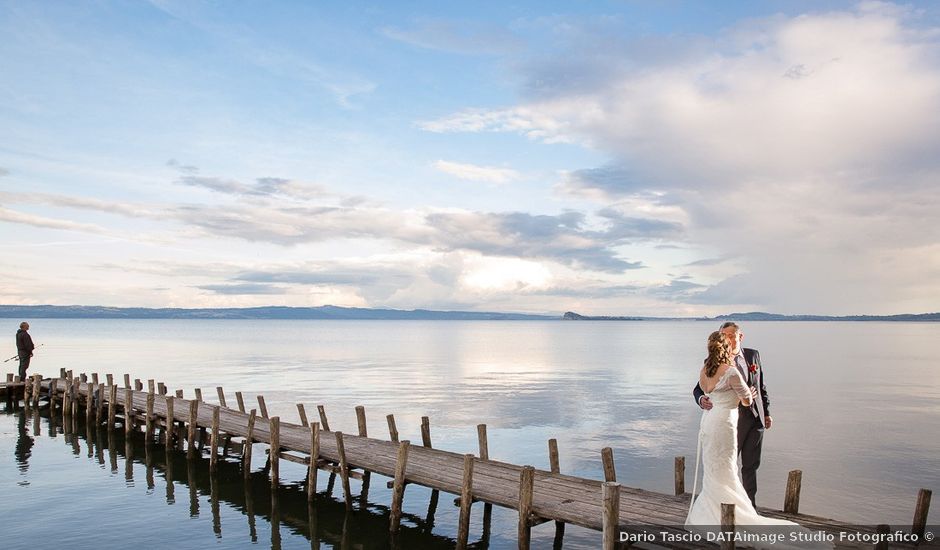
16, 329, 34, 355
693, 347, 770, 417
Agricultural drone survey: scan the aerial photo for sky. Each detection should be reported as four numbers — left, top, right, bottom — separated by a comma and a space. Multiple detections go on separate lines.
1, 0, 939, 316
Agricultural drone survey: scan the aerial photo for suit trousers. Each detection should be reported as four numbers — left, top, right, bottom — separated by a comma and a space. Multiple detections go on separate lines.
18, 354, 30, 381
737, 408, 764, 507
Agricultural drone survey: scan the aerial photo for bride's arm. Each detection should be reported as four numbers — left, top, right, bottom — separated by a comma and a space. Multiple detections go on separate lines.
728, 369, 753, 407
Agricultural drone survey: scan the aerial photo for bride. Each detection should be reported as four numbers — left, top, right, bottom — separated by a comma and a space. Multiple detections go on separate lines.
686, 331, 831, 549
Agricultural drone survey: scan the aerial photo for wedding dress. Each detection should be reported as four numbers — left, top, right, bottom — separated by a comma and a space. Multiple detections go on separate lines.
685, 367, 832, 550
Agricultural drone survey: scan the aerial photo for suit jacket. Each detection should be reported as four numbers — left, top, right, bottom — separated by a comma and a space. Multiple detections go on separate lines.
693, 347, 770, 424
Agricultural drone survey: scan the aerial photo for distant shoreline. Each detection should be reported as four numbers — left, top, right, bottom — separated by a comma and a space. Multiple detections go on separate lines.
1, 305, 938, 322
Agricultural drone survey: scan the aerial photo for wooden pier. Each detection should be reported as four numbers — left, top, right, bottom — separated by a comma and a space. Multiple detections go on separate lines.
4, 370, 935, 549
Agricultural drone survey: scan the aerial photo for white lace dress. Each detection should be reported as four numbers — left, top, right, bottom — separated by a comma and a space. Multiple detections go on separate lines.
685, 367, 832, 549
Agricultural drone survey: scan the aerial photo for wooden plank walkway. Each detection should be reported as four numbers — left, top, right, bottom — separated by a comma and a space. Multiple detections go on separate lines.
8, 371, 933, 550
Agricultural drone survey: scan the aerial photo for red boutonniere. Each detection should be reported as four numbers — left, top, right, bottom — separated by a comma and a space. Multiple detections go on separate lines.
748, 363, 759, 374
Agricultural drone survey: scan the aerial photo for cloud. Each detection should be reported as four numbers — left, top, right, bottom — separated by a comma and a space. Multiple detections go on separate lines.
421, 3, 940, 314
0, 167, 9, 177
0, 206, 108, 234
433, 160, 520, 184
197, 283, 287, 295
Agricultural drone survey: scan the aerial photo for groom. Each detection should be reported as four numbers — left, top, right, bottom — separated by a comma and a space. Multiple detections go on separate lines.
693, 321, 772, 507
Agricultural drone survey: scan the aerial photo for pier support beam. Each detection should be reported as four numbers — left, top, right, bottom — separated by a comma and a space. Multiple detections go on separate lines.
456, 454, 475, 550
675, 456, 686, 495
518, 465, 535, 549
244, 409, 257, 477
297, 404, 309, 427
386, 414, 399, 442
335, 432, 353, 511
389, 440, 411, 534
721, 503, 736, 550
210, 406, 221, 473
602, 481, 620, 550
307, 422, 320, 501
270, 416, 280, 488
784, 470, 802, 514
602, 447, 616, 482
913, 488, 932, 538
317, 405, 330, 432
187, 399, 199, 457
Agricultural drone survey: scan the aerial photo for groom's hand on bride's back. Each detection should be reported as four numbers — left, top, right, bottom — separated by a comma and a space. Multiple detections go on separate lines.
698, 396, 713, 410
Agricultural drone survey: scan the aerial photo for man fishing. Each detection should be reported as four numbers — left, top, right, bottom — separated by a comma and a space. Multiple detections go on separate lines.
16, 321, 35, 381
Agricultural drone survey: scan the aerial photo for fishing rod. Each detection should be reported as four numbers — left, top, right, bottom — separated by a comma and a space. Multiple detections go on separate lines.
3, 343, 43, 363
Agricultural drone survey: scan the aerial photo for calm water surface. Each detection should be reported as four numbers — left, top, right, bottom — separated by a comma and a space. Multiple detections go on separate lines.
1, 320, 938, 549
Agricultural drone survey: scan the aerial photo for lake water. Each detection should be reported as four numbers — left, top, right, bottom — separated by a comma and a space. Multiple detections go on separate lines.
1, 319, 938, 549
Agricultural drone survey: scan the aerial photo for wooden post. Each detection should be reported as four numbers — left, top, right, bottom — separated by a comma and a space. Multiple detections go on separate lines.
335, 432, 353, 511
165, 397, 175, 445
784, 470, 802, 514
602, 447, 616, 482
518, 465, 535, 549
307, 422, 320, 501
195, 388, 203, 402
32, 374, 41, 407
175, 389, 183, 398
875, 524, 890, 550
59, 378, 68, 417
60, 367, 66, 379
135, 379, 143, 391
96, 383, 104, 425
317, 405, 330, 431
92, 373, 99, 385
80, 373, 87, 383
720, 503, 736, 550
210, 406, 220, 473
456, 454, 475, 550
145, 379, 153, 394
675, 456, 686, 495
355, 405, 367, 437
548, 439, 560, 473
386, 414, 399, 442
49, 378, 58, 410
421, 416, 432, 447
912, 488, 932, 538
602, 482, 621, 550
71, 378, 80, 417
389, 440, 411, 534
157, 382, 166, 395
187, 399, 199, 456
145, 392, 155, 442
257, 395, 269, 419
477, 424, 489, 460
106, 373, 113, 387
296, 403, 309, 427
124, 388, 134, 435
244, 409, 257, 477
107, 384, 118, 430
216, 387, 226, 408
235, 391, 245, 413
86, 383, 95, 425
549, 438, 566, 540
269, 416, 280, 488
123, 374, 130, 388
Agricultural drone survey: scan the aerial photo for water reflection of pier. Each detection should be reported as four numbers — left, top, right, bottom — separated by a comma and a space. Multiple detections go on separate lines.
3, 401, 472, 550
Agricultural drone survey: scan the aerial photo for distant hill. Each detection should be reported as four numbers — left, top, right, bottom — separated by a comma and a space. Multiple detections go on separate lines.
0, 304, 554, 321
563, 310, 940, 322
2, 305, 937, 322
713, 311, 940, 322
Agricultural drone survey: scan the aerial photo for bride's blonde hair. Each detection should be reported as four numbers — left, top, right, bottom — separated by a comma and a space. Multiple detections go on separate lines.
704, 330, 733, 377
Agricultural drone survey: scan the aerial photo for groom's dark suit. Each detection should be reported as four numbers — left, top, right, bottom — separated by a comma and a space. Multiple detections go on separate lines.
693, 347, 770, 507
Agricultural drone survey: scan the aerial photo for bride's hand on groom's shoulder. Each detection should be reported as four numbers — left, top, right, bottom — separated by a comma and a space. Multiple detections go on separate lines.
764, 415, 773, 429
